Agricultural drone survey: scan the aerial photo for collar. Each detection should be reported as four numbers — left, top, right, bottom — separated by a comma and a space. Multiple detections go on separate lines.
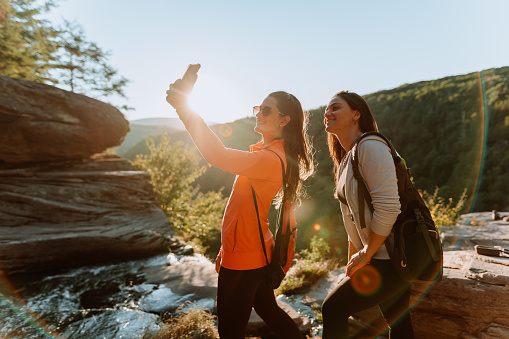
249, 138, 284, 152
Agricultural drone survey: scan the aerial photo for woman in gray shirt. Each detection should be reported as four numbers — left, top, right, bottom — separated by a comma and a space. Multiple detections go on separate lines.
321, 91, 414, 339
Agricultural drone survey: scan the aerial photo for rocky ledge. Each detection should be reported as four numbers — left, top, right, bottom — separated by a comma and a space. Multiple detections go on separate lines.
0, 76, 179, 275
0, 154, 179, 275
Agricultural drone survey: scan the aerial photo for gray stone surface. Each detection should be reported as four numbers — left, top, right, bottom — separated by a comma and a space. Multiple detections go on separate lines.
440, 212, 509, 251
138, 287, 200, 313
0, 75, 129, 163
144, 254, 218, 299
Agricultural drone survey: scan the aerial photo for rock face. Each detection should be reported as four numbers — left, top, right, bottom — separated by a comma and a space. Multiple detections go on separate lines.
0, 154, 177, 274
0, 77, 176, 275
0, 75, 129, 163
411, 251, 509, 338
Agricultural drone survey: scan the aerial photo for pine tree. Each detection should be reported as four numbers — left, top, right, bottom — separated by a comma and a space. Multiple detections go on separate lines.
51, 19, 130, 109
0, 0, 58, 82
0, 0, 130, 111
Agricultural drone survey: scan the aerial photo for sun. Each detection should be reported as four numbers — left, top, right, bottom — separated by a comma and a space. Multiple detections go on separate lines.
187, 67, 252, 124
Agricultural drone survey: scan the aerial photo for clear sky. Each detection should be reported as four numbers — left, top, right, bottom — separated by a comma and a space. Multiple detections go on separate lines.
44, 0, 509, 123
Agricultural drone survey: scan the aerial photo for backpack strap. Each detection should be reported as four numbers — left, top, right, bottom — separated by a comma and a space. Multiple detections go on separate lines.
252, 187, 270, 265
252, 149, 287, 266
351, 132, 398, 229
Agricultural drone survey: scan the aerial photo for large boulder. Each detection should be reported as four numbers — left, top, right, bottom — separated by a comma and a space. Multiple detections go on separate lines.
0, 154, 177, 274
0, 75, 129, 163
412, 251, 509, 338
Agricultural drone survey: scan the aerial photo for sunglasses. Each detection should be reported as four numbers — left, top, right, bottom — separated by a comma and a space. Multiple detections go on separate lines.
253, 105, 285, 116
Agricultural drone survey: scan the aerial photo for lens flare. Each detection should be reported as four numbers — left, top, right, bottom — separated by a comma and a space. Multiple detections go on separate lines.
313, 223, 321, 231
319, 228, 329, 238
219, 123, 233, 137
465, 71, 489, 213
351, 265, 381, 296
0, 269, 64, 338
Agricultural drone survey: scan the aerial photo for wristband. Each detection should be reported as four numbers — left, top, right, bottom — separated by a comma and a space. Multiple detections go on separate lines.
358, 252, 370, 264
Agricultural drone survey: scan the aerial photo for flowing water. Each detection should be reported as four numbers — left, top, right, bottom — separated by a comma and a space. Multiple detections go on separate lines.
1, 253, 320, 338
0, 255, 172, 338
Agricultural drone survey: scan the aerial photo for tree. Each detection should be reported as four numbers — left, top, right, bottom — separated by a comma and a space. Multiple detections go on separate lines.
0, 0, 58, 82
50, 19, 130, 109
0, 0, 130, 111
133, 134, 227, 258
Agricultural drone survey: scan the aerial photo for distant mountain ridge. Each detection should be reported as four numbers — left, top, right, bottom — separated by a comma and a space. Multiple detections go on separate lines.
129, 117, 186, 129
116, 117, 219, 156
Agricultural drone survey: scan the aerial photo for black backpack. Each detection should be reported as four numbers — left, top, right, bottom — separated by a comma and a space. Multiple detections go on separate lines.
351, 132, 443, 283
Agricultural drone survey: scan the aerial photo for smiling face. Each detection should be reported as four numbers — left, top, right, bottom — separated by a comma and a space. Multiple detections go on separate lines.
254, 96, 290, 142
324, 96, 359, 136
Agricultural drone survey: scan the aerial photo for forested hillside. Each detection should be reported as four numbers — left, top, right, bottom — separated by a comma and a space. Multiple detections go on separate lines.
124, 67, 509, 250
363, 67, 509, 212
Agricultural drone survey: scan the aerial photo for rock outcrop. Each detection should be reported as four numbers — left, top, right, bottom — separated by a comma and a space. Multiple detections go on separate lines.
411, 251, 509, 338
0, 76, 175, 275
0, 154, 177, 274
0, 75, 129, 163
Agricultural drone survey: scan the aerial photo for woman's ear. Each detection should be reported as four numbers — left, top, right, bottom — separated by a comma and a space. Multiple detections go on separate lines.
280, 115, 291, 128
353, 110, 360, 122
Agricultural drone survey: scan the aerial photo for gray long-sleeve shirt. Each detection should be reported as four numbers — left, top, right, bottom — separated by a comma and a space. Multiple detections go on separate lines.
336, 135, 401, 260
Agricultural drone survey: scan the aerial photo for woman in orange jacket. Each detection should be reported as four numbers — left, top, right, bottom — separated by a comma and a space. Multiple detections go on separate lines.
166, 68, 314, 338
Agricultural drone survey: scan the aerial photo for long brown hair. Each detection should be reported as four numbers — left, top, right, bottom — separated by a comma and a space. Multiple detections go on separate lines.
269, 91, 314, 206
327, 91, 379, 181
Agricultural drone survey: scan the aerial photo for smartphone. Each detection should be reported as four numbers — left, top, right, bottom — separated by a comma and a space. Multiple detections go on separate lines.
181, 64, 201, 92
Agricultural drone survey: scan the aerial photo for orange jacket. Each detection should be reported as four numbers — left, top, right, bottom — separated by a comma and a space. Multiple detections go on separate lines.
219, 139, 293, 270
178, 113, 295, 270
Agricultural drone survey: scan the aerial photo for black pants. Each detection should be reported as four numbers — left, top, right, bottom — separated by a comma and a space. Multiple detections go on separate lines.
217, 266, 303, 339
321, 259, 415, 339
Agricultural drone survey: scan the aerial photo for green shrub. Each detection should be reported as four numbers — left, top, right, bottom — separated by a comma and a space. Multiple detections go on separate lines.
300, 236, 333, 262
420, 187, 467, 226
277, 236, 340, 295
133, 134, 226, 258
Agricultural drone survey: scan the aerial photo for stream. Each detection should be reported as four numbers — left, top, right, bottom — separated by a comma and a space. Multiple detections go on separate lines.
0, 254, 321, 338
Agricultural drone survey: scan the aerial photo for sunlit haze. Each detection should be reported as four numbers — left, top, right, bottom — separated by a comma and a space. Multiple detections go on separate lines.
45, 0, 509, 124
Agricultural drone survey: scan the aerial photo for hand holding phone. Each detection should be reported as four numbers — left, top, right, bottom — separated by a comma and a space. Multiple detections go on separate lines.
166, 63, 201, 110
180, 63, 201, 94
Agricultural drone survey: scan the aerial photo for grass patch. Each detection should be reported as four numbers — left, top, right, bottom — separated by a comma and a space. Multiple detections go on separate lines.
277, 236, 341, 295
148, 307, 219, 339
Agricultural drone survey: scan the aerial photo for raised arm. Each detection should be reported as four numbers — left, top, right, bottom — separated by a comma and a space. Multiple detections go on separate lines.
166, 79, 279, 180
